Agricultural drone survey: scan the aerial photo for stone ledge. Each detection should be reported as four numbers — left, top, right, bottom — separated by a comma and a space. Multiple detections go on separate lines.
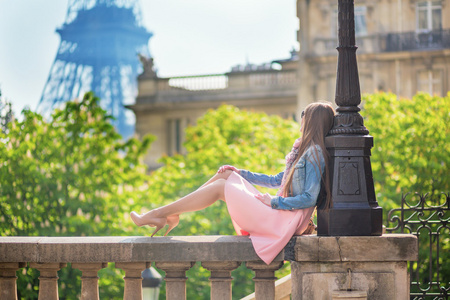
0, 234, 417, 264
0, 237, 42, 262
286, 233, 418, 262
0, 236, 283, 263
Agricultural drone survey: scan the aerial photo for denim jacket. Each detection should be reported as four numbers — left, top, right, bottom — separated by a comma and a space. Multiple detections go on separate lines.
239, 145, 325, 210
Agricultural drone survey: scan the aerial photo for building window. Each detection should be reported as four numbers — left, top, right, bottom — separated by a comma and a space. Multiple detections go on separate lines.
416, 1, 442, 32
331, 6, 367, 37
167, 118, 182, 156
417, 69, 442, 95
354, 6, 368, 37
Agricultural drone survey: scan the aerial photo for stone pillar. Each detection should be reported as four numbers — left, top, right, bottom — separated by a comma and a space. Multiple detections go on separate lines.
29, 263, 66, 300
201, 261, 240, 300
115, 262, 150, 300
72, 263, 107, 300
285, 234, 418, 300
246, 261, 284, 300
0, 262, 26, 300
331, 290, 368, 299
156, 262, 194, 300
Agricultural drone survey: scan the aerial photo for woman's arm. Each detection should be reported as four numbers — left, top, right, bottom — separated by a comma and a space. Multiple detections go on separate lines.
218, 165, 283, 188
266, 148, 324, 210
239, 169, 284, 189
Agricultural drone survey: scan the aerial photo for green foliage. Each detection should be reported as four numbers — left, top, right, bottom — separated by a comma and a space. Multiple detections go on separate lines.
133, 105, 299, 299
133, 105, 299, 235
361, 92, 449, 211
361, 92, 450, 295
1, 100, 297, 299
0, 92, 153, 299
3, 91, 448, 299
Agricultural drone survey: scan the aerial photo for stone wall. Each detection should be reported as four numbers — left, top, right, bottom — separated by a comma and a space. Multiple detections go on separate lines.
285, 234, 418, 300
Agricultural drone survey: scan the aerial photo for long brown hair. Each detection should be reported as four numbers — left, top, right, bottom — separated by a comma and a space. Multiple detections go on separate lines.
280, 102, 335, 209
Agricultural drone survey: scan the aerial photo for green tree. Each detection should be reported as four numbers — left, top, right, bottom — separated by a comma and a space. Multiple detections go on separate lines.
361, 92, 449, 210
5, 92, 447, 299
0, 92, 153, 299
134, 105, 300, 299
361, 92, 450, 295
1, 100, 298, 299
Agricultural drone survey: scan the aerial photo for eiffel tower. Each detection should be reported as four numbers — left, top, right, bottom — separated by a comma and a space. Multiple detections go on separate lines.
38, 0, 152, 138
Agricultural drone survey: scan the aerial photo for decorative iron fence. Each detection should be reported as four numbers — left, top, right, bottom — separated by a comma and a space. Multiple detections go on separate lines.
383, 29, 450, 52
386, 192, 450, 300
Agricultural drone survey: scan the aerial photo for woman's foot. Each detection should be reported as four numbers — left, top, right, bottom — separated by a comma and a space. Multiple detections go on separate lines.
130, 211, 180, 237
165, 215, 180, 236
130, 211, 167, 237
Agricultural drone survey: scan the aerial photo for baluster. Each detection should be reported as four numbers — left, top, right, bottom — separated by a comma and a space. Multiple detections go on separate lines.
29, 263, 66, 300
247, 261, 284, 300
115, 262, 150, 300
155, 262, 194, 300
72, 263, 107, 300
201, 261, 240, 300
0, 262, 26, 300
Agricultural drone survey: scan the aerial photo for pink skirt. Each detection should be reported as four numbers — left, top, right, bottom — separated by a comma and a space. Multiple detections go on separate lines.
224, 171, 315, 264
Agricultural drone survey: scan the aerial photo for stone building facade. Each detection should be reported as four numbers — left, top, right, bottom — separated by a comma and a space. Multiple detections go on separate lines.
129, 55, 299, 169
130, 0, 450, 169
297, 0, 450, 107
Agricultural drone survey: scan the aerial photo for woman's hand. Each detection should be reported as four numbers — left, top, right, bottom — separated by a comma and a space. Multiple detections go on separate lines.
255, 193, 272, 207
217, 165, 240, 174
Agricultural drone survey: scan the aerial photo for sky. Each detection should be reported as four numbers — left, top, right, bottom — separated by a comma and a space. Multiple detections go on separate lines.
0, 0, 298, 116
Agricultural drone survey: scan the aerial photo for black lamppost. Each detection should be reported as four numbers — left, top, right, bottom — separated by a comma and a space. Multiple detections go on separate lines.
317, 0, 383, 236
142, 267, 162, 300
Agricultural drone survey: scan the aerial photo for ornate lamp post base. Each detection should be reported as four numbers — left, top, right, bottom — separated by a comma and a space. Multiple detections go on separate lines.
317, 0, 383, 236
318, 135, 383, 236
318, 207, 383, 236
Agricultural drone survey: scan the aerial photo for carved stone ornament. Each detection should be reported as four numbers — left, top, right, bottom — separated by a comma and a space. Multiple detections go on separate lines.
329, 110, 369, 135
138, 54, 157, 79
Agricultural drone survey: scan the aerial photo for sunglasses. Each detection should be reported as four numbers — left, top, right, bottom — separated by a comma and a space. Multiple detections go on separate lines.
301, 111, 305, 119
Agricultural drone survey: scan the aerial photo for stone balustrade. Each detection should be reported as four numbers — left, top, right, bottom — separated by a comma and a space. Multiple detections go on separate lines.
154, 70, 297, 92
0, 234, 418, 300
136, 70, 298, 103
0, 235, 285, 300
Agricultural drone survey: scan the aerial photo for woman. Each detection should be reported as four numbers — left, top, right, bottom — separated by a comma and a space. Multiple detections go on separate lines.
131, 102, 335, 264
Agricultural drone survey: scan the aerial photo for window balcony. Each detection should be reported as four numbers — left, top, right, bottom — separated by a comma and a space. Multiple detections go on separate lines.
383, 29, 450, 52
310, 29, 450, 57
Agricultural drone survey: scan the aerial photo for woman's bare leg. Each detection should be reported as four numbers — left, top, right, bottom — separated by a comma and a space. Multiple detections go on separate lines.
198, 169, 234, 189
130, 170, 234, 235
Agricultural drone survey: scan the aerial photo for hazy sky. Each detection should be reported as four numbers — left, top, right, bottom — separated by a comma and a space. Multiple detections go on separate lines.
0, 0, 298, 115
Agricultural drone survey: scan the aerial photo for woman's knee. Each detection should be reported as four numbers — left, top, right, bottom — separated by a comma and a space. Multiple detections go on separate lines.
218, 169, 233, 179
212, 178, 227, 199
214, 178, 227, 188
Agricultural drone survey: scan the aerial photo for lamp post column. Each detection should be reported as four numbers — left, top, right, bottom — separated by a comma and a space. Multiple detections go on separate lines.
317, 0, 383, 236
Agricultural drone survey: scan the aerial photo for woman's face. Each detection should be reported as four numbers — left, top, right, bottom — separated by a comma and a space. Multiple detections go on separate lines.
300, 111, 305, 130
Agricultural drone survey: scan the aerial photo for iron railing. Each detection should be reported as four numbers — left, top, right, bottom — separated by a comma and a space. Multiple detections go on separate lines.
383, 29, 450, 52
312, 29, 450, 56
386, 192, 450, 299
